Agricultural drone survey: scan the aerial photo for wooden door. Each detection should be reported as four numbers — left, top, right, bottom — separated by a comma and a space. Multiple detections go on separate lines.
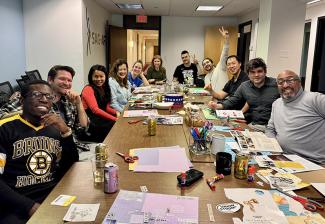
107, 25, 127, 69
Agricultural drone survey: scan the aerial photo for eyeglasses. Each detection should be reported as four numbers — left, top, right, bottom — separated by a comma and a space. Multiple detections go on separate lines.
277, 78, 299, 86
29, 91, 55, 101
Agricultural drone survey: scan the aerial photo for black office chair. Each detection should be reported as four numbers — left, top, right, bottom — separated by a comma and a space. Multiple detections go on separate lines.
0, 81, 14, 107
21, 75, 30, 82
16, 78, 28, 90
25, 69, 42, 80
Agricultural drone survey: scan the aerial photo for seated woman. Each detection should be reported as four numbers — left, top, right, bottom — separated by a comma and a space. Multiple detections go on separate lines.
109, 59, 132, 113
128, 60, 149, 88
146, 55, 167, 84
81, 64, 117, 142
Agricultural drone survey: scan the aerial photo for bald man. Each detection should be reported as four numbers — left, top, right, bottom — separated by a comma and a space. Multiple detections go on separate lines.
265, 70, 325, 164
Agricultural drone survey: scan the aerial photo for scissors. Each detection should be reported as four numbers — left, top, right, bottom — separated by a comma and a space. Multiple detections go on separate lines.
116, 152, 139, 163
277, 189, 324, 212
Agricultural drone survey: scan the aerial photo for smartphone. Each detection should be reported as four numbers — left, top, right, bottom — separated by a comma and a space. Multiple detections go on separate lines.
177, 169, 204, 186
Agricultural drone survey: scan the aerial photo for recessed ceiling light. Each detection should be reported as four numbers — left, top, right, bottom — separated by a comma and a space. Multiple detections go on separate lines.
306, 0, 321, 4
116, 3, 143, 9
196, 5, 223, 11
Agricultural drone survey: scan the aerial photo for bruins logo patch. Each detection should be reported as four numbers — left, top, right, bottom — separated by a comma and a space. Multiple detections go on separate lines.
27, 150, 52, 176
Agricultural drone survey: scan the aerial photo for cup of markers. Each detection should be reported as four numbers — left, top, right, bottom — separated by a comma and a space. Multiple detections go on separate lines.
189, 122, 213, 155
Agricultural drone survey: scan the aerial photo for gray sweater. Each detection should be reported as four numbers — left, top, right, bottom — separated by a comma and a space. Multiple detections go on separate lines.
266, 88, 325, 164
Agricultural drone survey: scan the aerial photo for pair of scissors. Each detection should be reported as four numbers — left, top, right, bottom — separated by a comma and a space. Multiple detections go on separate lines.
116, 152, 139, 163
277, 189, 324, 212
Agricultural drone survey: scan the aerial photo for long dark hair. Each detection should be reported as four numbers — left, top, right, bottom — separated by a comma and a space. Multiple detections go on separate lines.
87, 64, 112, 108
109, 59, 129, 88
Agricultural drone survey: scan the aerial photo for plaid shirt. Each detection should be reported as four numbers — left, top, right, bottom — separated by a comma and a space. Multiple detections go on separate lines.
0, 94, 83, 132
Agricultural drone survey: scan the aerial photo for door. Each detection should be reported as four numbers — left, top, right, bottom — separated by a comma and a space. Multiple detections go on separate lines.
237, 21, 252, 72
106, 25, 127, 69
311, 16, 325, 93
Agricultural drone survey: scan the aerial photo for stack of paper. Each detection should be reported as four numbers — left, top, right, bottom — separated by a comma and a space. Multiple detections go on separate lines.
216, 110, 245, 119
129, 146, 192, 172
189, 88, 210, 95
103, 190, 199, 224
123, 109, 159, 118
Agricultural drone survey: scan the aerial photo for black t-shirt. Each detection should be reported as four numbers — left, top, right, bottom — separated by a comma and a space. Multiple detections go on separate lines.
173, 63, 198, 85
222, 71, 249, 97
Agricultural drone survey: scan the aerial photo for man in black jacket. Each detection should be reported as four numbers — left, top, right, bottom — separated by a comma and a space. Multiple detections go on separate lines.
0, 80, 79, 223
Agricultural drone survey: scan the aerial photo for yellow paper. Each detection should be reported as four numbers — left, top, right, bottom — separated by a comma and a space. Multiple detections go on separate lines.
287, 213, 325, 224
274, 161, 305, 169
128, 149, 138, 171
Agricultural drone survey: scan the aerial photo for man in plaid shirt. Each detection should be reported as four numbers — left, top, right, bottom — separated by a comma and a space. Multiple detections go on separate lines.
0, 65, 88, 135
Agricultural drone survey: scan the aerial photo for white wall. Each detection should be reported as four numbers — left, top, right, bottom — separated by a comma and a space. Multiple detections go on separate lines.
82, 0, 111, 83
266, 0, 305, 78
23, 0, 84, 92
161, 16, 237, 81
305, 2, 325, 91
0, 0, 26, 86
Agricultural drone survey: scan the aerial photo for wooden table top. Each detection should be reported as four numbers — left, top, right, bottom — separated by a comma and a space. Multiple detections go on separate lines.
27, 94, 325, 223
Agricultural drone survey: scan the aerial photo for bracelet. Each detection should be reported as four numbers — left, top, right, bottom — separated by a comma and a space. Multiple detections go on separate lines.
60, 127, 72, 138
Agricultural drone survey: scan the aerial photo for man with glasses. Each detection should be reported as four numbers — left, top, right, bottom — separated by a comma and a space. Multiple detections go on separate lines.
266, 70, 325, 164
0, 66, 88, 145
208, 58, 279, 125
0, 80, 78, 223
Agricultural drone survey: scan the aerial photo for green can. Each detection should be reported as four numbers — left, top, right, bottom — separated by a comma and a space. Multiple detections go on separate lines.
147, 116, 157, 136
234, 153, 249, 179
95, 143, 107, 160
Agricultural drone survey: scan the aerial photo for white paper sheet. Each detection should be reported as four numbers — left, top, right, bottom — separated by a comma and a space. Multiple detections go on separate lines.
311, 183, 325, 196
63, 203, 100, 222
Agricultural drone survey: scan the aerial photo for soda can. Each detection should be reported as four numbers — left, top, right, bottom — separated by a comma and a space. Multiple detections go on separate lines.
147, 116, 157, 136
104, 163, 119, 193
95, 143, 107, 160
156, 93, 163, 102
234, 153, 249, 179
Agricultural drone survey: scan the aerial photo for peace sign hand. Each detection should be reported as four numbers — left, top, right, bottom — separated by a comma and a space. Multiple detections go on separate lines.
192, 54, 199, 65
219, 26, 229, 39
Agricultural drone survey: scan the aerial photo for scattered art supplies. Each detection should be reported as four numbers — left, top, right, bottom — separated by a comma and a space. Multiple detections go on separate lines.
128, 146, 192, 172
265, 173, 310, 191
216, 110, 245, 119
188, 88, 211, 96
51, 195, 76, 206
202, 108, 218, 120
123, 109, 159, 118
255, 154, 324, 173
230, 130, 283, 152
102, 190, 199, 224
142, 115, 183, 125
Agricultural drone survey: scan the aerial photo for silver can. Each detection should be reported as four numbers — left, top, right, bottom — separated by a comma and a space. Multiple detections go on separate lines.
104, 162, 119, 193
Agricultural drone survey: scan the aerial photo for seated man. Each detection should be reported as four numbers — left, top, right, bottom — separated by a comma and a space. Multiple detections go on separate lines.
0, 65, 88, 139
0, 80, 79, 223
207, 55, 249, 110
203, 27, 230, 93
173, 50, 201, 86
266, 70, 325, 164
209, 58, 279, 125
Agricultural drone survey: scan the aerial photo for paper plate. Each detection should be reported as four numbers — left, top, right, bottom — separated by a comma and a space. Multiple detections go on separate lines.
216, 203, 241, 213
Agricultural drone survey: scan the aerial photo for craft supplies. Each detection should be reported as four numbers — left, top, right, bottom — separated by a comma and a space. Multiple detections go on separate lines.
234, 153, 249, 179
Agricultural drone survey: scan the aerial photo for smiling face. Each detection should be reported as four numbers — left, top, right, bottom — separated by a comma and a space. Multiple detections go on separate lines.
153, 58, 161, 69
118, 63, 128, 79
277, 70, 301, 100
22, 84, 54, 119
92, 70, 106, 87
132, 62, 143, 76
248, 67, 266, 87
202, 59, 213, 72
226, 57, 241, 76
48, 70, 73, 96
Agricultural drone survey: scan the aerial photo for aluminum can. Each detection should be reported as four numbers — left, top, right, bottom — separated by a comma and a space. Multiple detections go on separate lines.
234, 153, 249, 179
147, 116, 157, 136
104, 163, 119, 193
95, 143, 107, 160
156, 93, 163, 102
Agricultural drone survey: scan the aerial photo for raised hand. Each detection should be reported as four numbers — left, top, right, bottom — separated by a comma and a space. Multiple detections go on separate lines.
192, 54, 199, 65
219, 26, 229, 39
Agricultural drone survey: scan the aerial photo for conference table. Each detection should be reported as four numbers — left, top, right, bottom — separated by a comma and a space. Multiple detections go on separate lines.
28, 94, 325, 223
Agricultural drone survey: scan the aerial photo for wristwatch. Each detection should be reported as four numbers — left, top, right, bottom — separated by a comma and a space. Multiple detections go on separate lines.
60, 127, 72, 138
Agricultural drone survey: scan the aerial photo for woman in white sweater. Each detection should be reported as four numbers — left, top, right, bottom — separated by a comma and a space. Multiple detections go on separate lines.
109, 59, 132, 113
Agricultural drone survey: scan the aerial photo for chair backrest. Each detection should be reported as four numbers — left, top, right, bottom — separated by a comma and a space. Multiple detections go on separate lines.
16, 78, 27, 90
0, 81, 14, 107
25, 69, 42, 80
